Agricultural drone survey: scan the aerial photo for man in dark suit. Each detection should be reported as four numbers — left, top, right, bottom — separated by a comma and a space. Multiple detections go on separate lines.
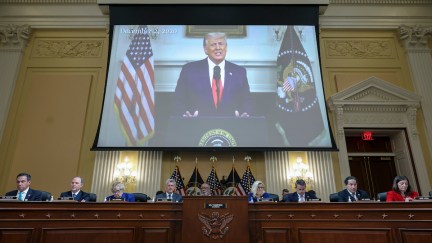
337, 176, 370, 202
156, 179, 183, 202
5, 172, 42, 201
60, 176, 90, 202
173, 32, 253, 117
282, 179, 317, 202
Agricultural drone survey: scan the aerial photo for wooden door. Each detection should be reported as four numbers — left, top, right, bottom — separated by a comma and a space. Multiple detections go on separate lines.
349, 156, 397, 199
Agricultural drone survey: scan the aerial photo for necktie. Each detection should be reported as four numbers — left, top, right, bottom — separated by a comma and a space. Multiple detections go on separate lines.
18, 191, 24, 201
168, 194, 172, 200
72, 193, 77, 200
299, 195, 305, 202
350, 193, 356, 202
212, 66, 222, 108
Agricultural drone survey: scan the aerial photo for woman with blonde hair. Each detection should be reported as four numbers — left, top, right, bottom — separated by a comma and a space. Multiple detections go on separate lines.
248, 180, 270, 203
105, 182, 135, 202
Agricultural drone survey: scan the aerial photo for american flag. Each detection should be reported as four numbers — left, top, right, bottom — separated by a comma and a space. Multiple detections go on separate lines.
240, 165, 255, 194
206, 165, 222, 195
170, 165, 186, 196
114, 25, 155, 146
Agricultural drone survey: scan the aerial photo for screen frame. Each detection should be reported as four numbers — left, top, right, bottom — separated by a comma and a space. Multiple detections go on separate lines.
92, 4, 338, 152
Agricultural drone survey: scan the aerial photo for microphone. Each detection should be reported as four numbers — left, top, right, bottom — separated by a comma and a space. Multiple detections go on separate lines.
213, 66, 221, 104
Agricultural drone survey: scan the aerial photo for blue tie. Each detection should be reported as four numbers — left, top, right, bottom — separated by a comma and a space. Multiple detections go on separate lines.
18, 192, 24, 201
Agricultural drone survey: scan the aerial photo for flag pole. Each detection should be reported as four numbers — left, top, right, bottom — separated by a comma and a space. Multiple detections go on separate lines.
194, 157, 198, 188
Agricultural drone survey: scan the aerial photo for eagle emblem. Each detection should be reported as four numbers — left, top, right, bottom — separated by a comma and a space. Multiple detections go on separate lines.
198, 212, 234, 239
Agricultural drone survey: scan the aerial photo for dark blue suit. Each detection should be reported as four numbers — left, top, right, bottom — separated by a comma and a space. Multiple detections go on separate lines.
60, 190, 90, 202
155, 192, 183, 202
105, 192, 135, 202
6, 188, 42, 201
282, 192, 318, 202
174, 58, 253, 117
337, 189, 370, 202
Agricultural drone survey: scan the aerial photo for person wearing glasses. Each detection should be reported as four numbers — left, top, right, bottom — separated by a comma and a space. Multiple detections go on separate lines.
105, 182, 135, 202
248, 181, 270, 203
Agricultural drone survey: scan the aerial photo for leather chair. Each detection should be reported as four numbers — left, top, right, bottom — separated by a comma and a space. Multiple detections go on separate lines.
267, 193, 280, 202
88, 193, 97, 202
329, 193, 339, 202
40, 191, 52, 201
377, 192, 387, 202
133, 193, 150, 202
429, 191, 432, 197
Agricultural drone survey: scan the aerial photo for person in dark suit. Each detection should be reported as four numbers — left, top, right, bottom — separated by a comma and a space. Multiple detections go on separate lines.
173, 32, 253, 117
105, 182, 135, 202
282, 179, 317, 202
5, 172, 42, 201
337, 176, 370, 202
155, 179, 183, 202
59, 176, 91, 202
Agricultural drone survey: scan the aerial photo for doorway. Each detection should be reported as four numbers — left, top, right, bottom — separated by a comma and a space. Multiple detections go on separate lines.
346, 135, 398, 199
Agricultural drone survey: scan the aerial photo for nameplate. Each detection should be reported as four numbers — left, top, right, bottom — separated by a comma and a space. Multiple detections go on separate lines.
57, 197, 73, 201
415, 196, 432, 200
307, 198, 321, 202
257, 198, 274, 202
205, 203, 227, 209
0, 196, 17, 200
157, 198, 172, 202
108, 198, 125, 202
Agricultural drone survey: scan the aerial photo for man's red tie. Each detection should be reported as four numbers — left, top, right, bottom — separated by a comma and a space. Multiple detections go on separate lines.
212, 78, 223, 108
212, 66, 223, 108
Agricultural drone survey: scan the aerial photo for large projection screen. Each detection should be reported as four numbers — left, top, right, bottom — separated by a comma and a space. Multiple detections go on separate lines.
93, 4, 337, 151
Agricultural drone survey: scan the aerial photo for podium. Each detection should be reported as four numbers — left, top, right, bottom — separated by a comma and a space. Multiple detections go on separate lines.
182, 196, 249, 242
163, 116, 268, 147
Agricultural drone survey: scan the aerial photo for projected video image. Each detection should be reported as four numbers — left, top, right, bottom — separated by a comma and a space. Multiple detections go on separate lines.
96, 25, 332, 149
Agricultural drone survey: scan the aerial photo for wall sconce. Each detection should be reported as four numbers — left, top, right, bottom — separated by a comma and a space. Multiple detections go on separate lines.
287, 157, 314, 189
113, 157, 137, 187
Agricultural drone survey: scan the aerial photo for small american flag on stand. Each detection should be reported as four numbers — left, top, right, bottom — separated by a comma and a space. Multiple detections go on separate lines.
114, 25, 155, 146
170, 165, 186, 196
206, 165, 222, 195
240, 165, 255, 194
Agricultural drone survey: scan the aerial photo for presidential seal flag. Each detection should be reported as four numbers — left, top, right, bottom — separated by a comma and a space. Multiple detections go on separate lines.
275, 26, 324, 146
114, 25, 155, 146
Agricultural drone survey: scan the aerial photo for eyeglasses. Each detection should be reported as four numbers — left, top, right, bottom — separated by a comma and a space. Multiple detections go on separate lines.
258, 186, 265, 189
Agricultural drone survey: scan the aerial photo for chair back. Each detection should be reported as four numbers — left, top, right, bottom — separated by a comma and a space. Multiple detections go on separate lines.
88, 193, 97, 202
329, 193, 339, 202
377, 192, 387, 202
267, 193, 280, 202
429, 191, 432, 197
40, 191, 52, 201
133, 193, 149, 202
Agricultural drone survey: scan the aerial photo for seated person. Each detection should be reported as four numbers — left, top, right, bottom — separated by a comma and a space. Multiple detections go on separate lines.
200, 183, 212, 196
248, 181, 270, 203
59, 176, 90, 202
105, 182, 135, 202
386, 175, 419, 202
5, 172, 42, 201
283, 179, 317, 202
155, 179, 183, 202
337, 176, 370, 202
282, 188, 289, 197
